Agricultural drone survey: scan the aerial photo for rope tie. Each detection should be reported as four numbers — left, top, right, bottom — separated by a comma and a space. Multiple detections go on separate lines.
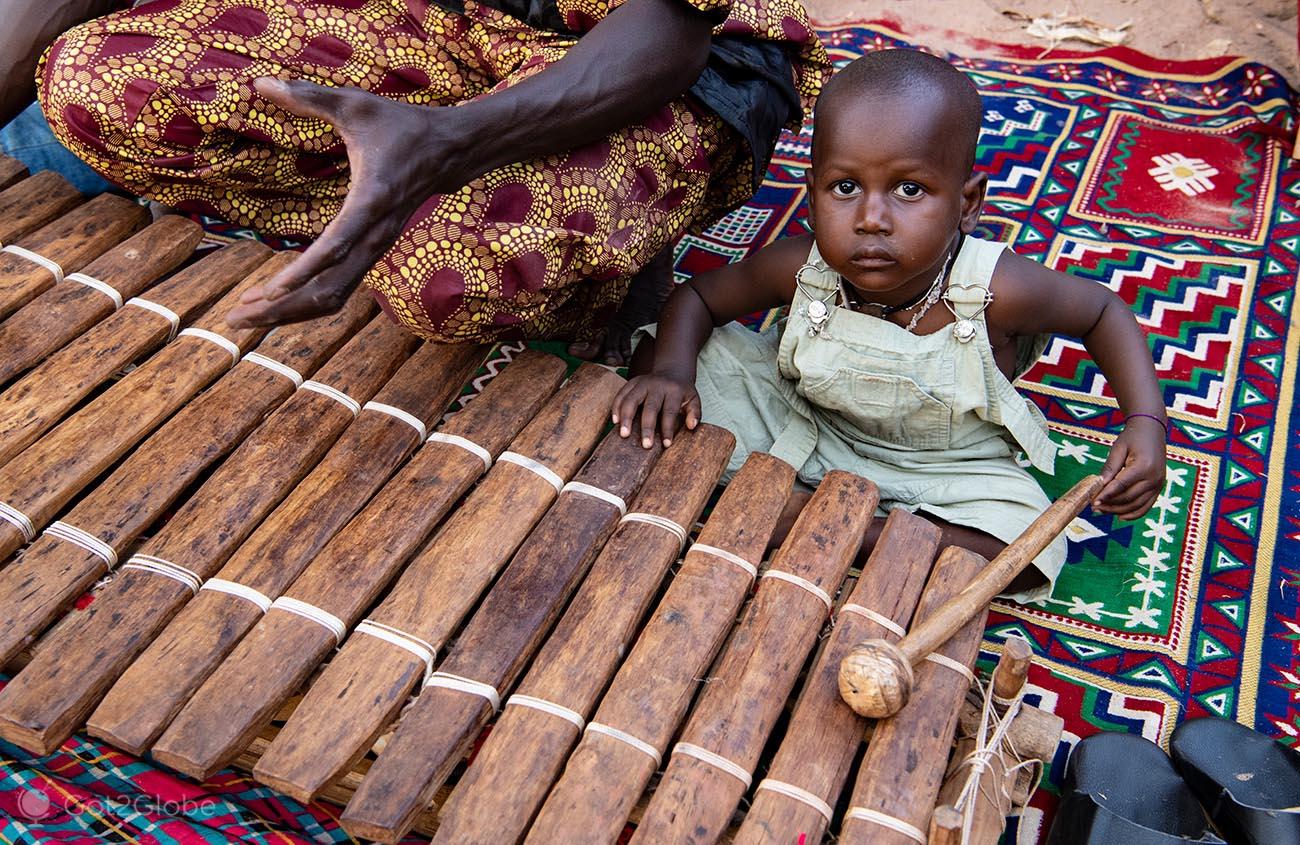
755, 779, 833, 822
2, 245, 63, 284
0, 501, 35, 542
507, 694, 585, 730
44, 521, 117, 568
242, 352, 303, 388
672, 742, 752, 788
426, 432, 492, 471
839, 603, 906, 638
200, 578, 272, 613
354, 620, 436, 682
64, 272, 123, 309
178, 327, 240, 366
300, 380, 360, 416
561, 481, 627, 515
951, 681, 1040, 844
498, 451, 563, 493
270, 596, 347, 646
924, 652, 978, 687
690, 543, 757, 580
844, 808, 926, 844
362, 401, 427, 440
585, 722, 662, 767
121, 554, 202, 595
124, 297, 180, 340
424, 672, 501, 712
761, 570, 833, 615
619, 512, 688, 551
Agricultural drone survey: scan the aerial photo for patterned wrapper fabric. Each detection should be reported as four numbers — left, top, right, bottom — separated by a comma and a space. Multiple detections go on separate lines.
36, 0, 828, 343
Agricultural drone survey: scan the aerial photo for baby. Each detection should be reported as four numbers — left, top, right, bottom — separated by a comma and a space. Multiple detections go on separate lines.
612, 48, 1167, 600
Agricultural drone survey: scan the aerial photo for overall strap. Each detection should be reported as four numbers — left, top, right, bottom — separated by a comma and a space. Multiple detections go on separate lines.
944, 237, 1006, 315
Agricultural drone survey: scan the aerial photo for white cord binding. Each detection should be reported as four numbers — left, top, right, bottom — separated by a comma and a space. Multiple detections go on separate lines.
44, 521, 117, 568
619, 512, 688, 551
561, 481, 627, 515
354, 620, 436, 682
0, 501, 35, 543
362, 401, 427, 440
300, 380, 360, 416
270, 596, 346, 645
178, 327, 240, 366
424, 672, 501, 712
426, 432, 492, 471
507, 694, 585, 730
690, 543, 757, 580
755, 779, 833, 822
585, 722, 662, 767
242, 352, 303, 388
839, 603, 906, 638
64, 272, 123, 309
845, 808, 926, 843
121, 554, 202, 595
924, 652, 978, 686
761, 570, 833, 615
498, 451, 563, 493
3, 245, 63, 284
673, 742, 752, 788
125, 297, 180, 340
200, 578, 272, 613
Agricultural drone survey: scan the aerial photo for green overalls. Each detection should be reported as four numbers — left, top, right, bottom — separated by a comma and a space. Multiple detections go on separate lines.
680, 235, 1064, 601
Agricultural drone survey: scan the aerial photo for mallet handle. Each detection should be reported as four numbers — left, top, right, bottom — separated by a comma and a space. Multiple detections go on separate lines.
898, 475, 1104, 665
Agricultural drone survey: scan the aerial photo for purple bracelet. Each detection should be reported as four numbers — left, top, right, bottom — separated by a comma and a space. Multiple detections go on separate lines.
1125, 413, 1169, 435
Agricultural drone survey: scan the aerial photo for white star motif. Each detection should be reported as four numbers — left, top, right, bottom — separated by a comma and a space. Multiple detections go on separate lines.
1065, 596, 1105, 621
1148, 153, 1220, 197
1123, 605, 1162, 628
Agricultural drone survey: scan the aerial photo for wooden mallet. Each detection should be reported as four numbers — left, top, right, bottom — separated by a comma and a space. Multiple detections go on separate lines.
838, 475, 1104, 719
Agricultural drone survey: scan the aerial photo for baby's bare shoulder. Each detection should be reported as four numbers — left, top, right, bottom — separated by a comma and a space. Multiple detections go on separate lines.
988, 248, 1114, 337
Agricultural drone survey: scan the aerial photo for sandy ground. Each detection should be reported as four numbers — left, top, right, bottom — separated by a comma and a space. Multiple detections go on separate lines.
804, 0, 1299, 87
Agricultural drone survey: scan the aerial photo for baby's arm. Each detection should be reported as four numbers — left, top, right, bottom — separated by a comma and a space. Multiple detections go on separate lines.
612, 234, 808, 447
989, 252, 1166, 520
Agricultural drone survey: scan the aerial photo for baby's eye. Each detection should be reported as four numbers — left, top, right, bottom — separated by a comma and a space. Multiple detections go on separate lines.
829, 180, 860, 197
893, 181, 925, 199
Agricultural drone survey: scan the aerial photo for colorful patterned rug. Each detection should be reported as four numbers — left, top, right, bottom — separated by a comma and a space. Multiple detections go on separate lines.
2, 18, 1299, 845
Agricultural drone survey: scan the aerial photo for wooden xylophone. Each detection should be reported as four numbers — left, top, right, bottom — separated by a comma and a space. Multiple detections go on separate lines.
0, 162, 1062, 844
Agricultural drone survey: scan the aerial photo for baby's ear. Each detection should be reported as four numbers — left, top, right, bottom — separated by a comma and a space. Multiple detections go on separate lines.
958, 171, 988, 234
804, 168, 817, 223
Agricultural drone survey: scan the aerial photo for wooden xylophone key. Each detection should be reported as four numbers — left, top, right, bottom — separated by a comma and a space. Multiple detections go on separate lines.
0, 264, 274, 562
0, 155, 26, 190
628, 470, 877, 844
123, 340, 486, 773
250, 364, 623, 804
0, 238, 270, 469
0, 265, 368, 667
0, 171, 83, 248
0, 291, 375, 751
432, 423, 735, 845
81, 316, 419, 755
525, 452, 795, 845
341, 428, 663, 842
145, 351, 566, 781
732, 508, 938, 845
838, 545, 988, 845
0, 215, 203, 386
0, 193, 149, 319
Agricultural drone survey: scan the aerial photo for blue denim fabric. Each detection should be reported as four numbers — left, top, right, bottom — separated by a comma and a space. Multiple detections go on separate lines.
0, 101, 112, 194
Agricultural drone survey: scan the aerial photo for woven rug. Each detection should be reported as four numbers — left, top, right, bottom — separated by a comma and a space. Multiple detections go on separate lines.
2, 19, 1299, 845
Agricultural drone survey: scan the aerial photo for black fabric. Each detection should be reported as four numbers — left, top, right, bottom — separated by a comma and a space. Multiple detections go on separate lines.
1171, 718, 1300, 845
430, 0, 800, 189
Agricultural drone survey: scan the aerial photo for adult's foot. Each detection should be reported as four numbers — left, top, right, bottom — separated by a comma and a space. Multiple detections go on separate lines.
568, 245, 675, 365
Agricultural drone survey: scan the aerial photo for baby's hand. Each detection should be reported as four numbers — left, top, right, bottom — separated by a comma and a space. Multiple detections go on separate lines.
612, 372, 701, 449
1093, 415, 1167, 520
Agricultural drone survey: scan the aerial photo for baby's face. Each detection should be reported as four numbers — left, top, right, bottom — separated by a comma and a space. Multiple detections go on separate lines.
806, 92, 979, 305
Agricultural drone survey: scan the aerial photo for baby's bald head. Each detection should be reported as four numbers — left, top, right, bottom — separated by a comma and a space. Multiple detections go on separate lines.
812, 49, 983, 178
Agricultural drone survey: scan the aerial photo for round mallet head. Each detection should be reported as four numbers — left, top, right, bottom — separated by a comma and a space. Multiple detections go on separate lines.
838, 638, 914, 718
